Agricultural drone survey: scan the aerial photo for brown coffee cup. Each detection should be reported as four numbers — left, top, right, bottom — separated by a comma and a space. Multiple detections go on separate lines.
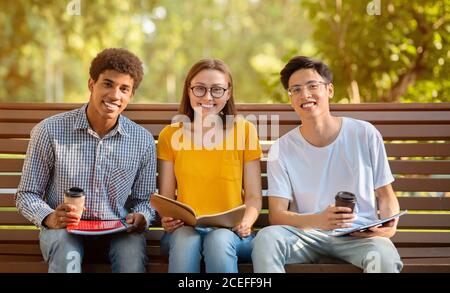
335, 191, 356, 213
64, 187, 85, 218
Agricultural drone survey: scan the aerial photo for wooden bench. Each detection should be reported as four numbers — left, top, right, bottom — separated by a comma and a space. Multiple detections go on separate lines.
1, 102, 450, 273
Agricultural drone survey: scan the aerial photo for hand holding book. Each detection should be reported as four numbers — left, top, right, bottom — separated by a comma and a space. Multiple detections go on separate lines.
161, 216, 185, 233
150, 193, 246, 228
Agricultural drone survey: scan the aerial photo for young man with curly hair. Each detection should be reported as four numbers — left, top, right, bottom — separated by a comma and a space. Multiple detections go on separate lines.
16, 48, 156, 273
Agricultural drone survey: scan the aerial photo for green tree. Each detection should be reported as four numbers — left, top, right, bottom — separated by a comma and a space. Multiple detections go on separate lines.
0, 0, 158, 102
302, 0, 450, 103
1, 0, 448, 103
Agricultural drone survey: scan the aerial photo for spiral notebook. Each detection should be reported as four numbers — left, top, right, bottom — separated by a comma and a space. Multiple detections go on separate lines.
67, 219, 130, 235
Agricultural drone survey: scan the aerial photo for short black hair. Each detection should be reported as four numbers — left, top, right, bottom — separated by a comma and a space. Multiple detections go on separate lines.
280, 56, 333, 90
89, 48, 144, 92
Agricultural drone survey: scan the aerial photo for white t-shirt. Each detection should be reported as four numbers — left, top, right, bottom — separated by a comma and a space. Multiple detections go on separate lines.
266, 117, 394, 226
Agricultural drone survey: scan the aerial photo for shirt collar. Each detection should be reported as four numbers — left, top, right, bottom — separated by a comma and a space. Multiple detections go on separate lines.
73, 103, 129, 137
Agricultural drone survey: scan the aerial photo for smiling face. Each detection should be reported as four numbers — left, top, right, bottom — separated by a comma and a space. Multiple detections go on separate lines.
189, 69, 231, 118
288, 68, 334, 120
86, 69, 134, 130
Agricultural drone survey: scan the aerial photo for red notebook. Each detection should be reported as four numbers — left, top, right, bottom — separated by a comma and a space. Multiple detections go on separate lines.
67, 219, 130, 235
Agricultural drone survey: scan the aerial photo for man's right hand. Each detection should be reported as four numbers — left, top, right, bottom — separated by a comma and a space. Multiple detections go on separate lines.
315, 205, 356, 231
43, 203, 81, 229
161, 216, 184, 233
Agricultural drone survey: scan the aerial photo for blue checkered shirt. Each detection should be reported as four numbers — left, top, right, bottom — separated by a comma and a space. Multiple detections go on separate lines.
15, 104, 156, 228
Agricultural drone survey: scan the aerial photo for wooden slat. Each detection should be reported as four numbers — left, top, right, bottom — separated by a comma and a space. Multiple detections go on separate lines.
398, 197, 450, 210
386, 143, 450, 157
263, 177, 450, 192
0, 159, 24, 172
0, 194, 16, 207
392, 178, 450, 192
0, 123, 34, 139
0, 139, 29, 154
0, 110, 176, 124
397, 247, 450, 258
0, 212, 30, 225
398, 214, 450, 229
261, 197, 450, 211
376, 125, 450, 140
0, 123, 167, 139
333, 111, 450, 124
273, 124, 450, 140
0, 230, 39, 242
389, 160, 450, 174
260, 160, 450, 175
0, 244, 41, 255
392, 231, 450, 245
260, 176, 450, 192
0, 176, 21, 188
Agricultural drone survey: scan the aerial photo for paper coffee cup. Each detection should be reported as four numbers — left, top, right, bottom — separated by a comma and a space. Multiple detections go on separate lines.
64, 187, 85, 218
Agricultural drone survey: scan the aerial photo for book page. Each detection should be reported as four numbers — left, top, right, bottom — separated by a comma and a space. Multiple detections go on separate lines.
196, 205, 246, 228
150, 194, 198, 226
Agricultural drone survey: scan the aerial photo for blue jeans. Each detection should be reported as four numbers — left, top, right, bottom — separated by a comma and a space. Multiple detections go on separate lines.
39, 228, 148, 273
161, 226, 254, 273
252, 225, 403, 273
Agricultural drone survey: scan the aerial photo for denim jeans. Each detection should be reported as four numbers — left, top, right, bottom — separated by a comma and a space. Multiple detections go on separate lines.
252, 225, 403, 273
39, 228, 148, 273
161, 226, 254, 273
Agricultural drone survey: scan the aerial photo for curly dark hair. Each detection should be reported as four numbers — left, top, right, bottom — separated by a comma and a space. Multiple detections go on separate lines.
89, 48, 144, 92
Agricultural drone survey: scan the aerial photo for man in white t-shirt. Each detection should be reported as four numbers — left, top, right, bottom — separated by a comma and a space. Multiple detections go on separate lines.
252, 56, 403, 273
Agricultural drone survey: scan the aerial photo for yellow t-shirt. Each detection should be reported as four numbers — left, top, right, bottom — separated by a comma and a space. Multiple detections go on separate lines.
157, 118, 262, 216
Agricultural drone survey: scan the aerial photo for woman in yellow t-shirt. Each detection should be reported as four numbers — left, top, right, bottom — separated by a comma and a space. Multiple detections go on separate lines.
157, 59, 262, 273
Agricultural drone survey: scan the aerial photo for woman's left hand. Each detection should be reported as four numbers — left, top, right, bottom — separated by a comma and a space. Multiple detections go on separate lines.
232, 221, 252, 238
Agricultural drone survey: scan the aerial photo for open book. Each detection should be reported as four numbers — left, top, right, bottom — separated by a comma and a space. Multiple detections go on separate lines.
330, 210, 407, 237
150, 193, 246, 228
67, 219, 130, 235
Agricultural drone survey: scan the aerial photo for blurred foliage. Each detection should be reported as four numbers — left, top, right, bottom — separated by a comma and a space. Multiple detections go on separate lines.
302, 0, 450, 103
0, 0, 448, 103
